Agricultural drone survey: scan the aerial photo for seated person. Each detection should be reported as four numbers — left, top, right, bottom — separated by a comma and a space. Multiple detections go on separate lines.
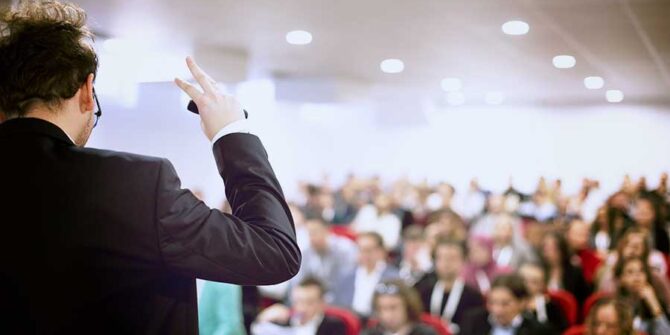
518, 262, 568, 333
292, 218, 358, 301
363, 279, 437, 335
585, 297, 634, 335
614, 257, 670, 335
459, 274, 559, 335
333, 232, 400, 318
397, 225, 433, 286
414, 239, 484, 334
540, 232, 592, 303
597, 227, 670, 304
464, 235, 510, 295
250, 278, 346, 335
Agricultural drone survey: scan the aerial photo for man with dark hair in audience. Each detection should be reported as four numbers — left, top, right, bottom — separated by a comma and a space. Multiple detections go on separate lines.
414, 239, 484, 334
291, 218, 358, 301
333, 232, 400, 319
251, 277, 346, 335
460, 274, 559, 335
398, 225, 433, 286
518, 262, 568, 333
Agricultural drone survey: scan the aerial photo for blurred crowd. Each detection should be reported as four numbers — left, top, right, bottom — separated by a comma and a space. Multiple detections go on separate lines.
198, 172, 670, 335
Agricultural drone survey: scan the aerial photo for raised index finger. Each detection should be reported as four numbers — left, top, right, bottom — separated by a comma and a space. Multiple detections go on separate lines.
186, 56, 217, 95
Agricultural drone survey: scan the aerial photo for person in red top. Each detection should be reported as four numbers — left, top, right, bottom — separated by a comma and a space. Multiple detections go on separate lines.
567, 219, 603, 284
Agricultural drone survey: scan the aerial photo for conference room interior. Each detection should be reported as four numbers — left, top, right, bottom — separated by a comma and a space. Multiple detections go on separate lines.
5, 0, 670, 334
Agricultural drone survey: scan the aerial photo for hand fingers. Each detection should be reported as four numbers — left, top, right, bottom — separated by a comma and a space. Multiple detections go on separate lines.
186, 56, 218, 96
174, 77, 203, 100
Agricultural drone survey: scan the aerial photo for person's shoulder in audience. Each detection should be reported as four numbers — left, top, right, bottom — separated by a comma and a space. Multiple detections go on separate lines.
316, 314, 347, 335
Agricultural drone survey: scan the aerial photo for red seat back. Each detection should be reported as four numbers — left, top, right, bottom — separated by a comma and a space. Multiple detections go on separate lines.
548, 290, 578, 326
562, 325, 586, 335
330, 226, 357, 241
325, 306, 361, 335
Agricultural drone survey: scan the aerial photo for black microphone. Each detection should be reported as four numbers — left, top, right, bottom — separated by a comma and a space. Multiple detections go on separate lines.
187, 100, 248, 119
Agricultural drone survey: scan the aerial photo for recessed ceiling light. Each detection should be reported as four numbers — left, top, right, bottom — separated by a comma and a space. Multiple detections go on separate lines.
447, 92, 465, 106
485, 92, 505, 105
584, 76, 605, 90
286, 30, 313, 45
380, 59, 404, 74
441, 78, 462, 92
606, 90, 624, 103
553, 55, 576, 69
502, 20, 530, 35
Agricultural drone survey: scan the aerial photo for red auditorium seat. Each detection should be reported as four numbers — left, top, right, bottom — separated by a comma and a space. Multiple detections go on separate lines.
563, 325, 586, 335
548, 290, 578, 326
330, 226, 358, 241
325, 306, 361, 335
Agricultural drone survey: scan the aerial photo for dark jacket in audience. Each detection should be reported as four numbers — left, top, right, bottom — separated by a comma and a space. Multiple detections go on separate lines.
413, 272, 485, 330
460, 308, 559, 335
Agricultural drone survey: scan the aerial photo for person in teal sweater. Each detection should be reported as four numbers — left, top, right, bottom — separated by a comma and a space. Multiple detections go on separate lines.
199, 281, 246, 335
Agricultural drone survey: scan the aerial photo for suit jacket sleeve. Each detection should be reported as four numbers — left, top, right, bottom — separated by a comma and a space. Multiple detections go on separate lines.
154, 133, 301, 285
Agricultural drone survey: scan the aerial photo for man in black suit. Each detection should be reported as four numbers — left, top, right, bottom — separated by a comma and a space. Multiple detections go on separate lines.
413, 239, 484, 334
459, 274, 558, 335
0, 1, 301, 334
250, 278, 347, 335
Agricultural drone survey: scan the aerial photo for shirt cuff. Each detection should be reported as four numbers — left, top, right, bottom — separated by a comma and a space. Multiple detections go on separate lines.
211, 119, 251, 146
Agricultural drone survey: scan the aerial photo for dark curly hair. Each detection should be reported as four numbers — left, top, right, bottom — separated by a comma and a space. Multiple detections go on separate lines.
0, 0, 98, 117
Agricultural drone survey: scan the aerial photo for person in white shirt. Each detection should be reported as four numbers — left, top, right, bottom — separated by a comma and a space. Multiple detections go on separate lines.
352, 194, 402, 250
333, 232, 400, 318
291, 218, 358, 302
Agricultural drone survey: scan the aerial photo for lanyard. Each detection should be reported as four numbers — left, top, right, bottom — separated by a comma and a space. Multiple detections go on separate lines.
475, 270, 491, 293
430, 278, 465, 322
535, 295, 547, 323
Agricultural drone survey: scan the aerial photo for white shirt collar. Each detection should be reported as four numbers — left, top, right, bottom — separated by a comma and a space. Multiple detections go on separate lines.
290, 313, 324, 335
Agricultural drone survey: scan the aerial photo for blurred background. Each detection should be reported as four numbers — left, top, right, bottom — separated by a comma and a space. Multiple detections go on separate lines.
4, 0, 661, 207
3, 0, 668, 334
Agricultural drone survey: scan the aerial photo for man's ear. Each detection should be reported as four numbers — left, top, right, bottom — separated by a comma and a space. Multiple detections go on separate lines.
79, 73, 95, 114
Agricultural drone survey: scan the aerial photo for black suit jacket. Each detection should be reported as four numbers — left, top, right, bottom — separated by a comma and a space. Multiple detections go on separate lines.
459, 308, 559, 335
414, 272, 485, 328
0, 118, 301, 334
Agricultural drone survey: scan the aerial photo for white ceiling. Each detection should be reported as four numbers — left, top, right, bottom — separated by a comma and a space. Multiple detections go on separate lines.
75, 0, 670, 106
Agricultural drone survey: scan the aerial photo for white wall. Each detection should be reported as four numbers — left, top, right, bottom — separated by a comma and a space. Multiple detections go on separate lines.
88, 81, 670, 208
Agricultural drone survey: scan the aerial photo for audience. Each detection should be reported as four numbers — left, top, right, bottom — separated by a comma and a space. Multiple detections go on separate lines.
491, 216, 537, 270
459, 274, 559, 335
614, 257, 670, 335
414, 239, 484, 334
540, 232, 592, 302
397, 225, 433, 286
333, 232, 400, 318
518, 262, 569, 333
363, 279, 437, 335
463, 236, 510, 294
251, 278, 346, 335
292, 218, 358, 301
585, 297, 634, 335
218, 173, 669, 334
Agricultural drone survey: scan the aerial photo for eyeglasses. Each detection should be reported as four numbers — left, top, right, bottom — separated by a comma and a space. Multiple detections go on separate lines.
92, 87, 102, 128
374, 283, 401, 295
